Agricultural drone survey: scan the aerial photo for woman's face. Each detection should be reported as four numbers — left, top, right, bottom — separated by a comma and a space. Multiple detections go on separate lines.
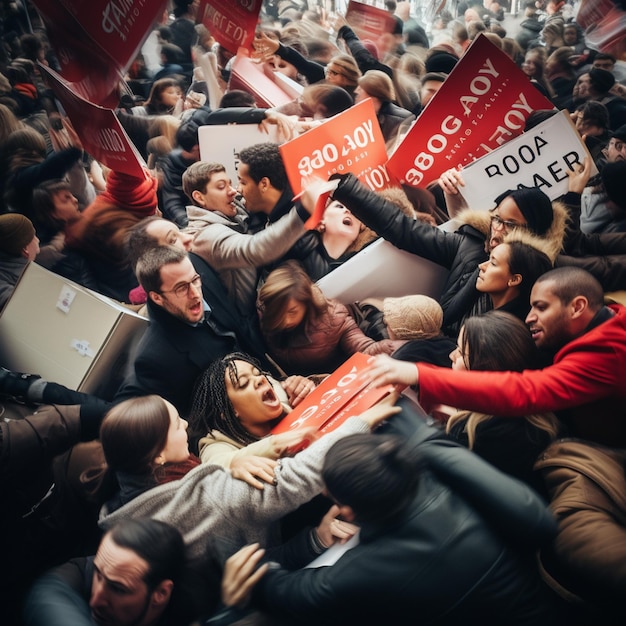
225, 360, 284, 428
321, 200, 362, 241
158, 400, 190, 463
449, 327, 469, 371
278, 298, 307, 330
476, 243, 515, 295
268, 56, 298, 80
522, 55, 538, 77
160, 85, 182, 108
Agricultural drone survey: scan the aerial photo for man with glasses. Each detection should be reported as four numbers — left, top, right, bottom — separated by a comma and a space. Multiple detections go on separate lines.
115, 246, 271, 417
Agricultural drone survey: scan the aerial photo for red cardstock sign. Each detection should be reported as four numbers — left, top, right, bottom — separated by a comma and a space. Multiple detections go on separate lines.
40, 64, 146, 178
32, 0, 167, 106
280, 98, 391, 199
198, 0, 263, 55
345, 0, 397, 42
387, 34, 555, 189
271, 352, 400, 449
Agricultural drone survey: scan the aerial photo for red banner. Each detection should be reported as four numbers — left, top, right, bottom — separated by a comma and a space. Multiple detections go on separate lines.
271, 352, 399, 446
576, 0, 626, 59
228, 53, 295, 109
39, 65, 146, 178
31, 0, 167, 106
280, 99, 391, 198
198, 0, 263, 56
345, 0, 397, 42
387, 34, 555, 188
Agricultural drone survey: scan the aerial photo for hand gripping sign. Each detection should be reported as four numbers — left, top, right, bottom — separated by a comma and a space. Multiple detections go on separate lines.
387, 34, 555, 189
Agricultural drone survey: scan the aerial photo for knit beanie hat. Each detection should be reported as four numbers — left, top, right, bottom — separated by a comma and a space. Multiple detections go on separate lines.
589, 67, 616, 94
0, 213, 35, 256
425, 49, 459, 74
494, 187, 554, 236
383, 295, 443, 340
602, 161, 626, 209
328, 54, 361, 86
358, 70, 396, 103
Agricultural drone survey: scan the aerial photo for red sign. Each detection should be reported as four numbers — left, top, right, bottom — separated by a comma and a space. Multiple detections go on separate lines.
387, 34, 555, 188
31, 0, 167, 106
280, 99, 391, 198
198, 0, 263, 56
576, 0, 626, 59
39, 65, 146, 178
228, 53, 295, 109
345, 0, 397, 42
271, 352, 399, 446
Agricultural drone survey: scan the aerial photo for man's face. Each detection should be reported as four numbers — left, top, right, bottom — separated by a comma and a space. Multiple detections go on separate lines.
420, 80, 443, 107
193, 171, 239, 217
90, 534, 154, 626
525, 280, 572, 349
237, 162, 264, 213
593, 58, 615, 72
149, 257, 204, 325
146, 219, 193, 251
563, 27, 578, 46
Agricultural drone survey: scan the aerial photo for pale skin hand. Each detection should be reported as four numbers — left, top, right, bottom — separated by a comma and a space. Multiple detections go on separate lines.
251, 31, 280, 62
298, 177, 340, 216
221, 543, 268, 608
314, 504, 359, 547
281, 375, 316, 407
361, 354, 419, 390
438, 167, 465, 195
229, 455, 278, 490
567, 154, 592, 194
260, 109, 297, 142
270, 427, 319, 457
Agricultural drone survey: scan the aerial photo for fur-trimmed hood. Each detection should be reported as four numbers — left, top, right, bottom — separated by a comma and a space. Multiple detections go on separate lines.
452, 199, 568, 262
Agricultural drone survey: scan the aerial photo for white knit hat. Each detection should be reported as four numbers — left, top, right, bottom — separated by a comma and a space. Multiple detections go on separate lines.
383, 295, 443, 340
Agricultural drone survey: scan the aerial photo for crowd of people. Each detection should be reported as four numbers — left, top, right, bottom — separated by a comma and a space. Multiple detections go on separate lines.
1, 0, 626, 624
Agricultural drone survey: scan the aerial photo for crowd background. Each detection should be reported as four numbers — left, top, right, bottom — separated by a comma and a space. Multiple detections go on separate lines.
1, 0, 626, 625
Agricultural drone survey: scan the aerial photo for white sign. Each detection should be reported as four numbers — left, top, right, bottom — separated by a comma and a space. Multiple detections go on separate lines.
198, 124, 279, 186
459, 110, 598, 209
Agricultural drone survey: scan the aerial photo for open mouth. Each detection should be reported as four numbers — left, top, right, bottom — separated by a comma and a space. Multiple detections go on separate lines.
262, 386, 281, 409
342, 216, 353, 226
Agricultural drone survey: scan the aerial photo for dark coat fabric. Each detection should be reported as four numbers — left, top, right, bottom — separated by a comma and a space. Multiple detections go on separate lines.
253, 399, 564, 626
115, 253, 270, 416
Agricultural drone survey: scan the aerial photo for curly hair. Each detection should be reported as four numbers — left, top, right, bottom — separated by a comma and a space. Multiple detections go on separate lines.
189, 352, 269, 447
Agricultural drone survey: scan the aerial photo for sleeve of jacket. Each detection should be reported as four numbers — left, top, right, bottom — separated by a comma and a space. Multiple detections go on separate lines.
0, 404, 82, 477
421, 437, 556, 546
337, 25, 393, 78
331, 173, 465, 269
417, 343, 623, 416
199, 436, 279, 466
336, 301, 405, 357
13, 147, 83, 191
276, 43, 326, 84
556, 252, 626, 292
160, 161, 190, 227
23, 559, 93, 626
191, 208, 306, 270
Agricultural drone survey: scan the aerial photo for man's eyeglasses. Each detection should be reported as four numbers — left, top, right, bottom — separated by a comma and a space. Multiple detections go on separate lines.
608, 140, 626, 153
160, 274, 202, 298
490, 214, 526, 231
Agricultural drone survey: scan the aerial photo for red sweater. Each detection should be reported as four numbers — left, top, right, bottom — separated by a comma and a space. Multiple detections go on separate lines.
418, 304, 626, 446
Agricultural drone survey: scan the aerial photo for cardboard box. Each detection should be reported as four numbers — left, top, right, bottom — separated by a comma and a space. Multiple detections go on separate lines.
0, 263, 148, 401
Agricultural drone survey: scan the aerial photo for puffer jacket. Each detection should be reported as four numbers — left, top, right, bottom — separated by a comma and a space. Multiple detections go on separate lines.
535, 438, 626, 616
331, 173, 567, 336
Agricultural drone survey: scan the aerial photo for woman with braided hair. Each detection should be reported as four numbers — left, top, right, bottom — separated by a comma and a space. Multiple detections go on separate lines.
189, 352, 321, 487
